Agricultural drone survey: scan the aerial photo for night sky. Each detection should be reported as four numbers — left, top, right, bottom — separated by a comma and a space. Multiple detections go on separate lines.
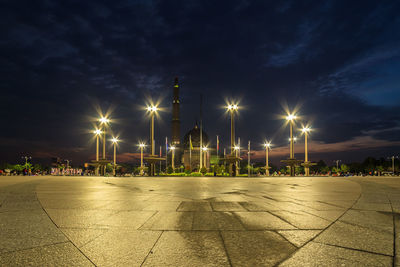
1, 0, 400, 166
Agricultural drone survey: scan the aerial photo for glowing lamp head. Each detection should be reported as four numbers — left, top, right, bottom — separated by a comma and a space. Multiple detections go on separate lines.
234, 146, 240, 151
286, 114, 297, 121
139, 143, 146, 148
99, 117, 110, 124
111, 137, 119, 144
264, 142, 271, 148
302, 127, 311, 133
94, 129, 102, 135
147, 106, 158, 112
170, 146, 176, 151
227, 104, 238, 111
202, 147, 208, 151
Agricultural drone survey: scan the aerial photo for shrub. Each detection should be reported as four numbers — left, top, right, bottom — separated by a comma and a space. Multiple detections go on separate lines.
167, 166, 173, 174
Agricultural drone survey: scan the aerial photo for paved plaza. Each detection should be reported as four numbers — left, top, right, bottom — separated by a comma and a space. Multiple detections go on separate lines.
0, 176, 399, 266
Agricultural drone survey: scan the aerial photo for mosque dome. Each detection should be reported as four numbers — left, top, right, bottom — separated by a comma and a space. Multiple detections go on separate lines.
183, 123, 209, 149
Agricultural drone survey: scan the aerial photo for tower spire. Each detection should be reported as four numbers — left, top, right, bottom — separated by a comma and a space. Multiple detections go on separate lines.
172, 77, 180, 145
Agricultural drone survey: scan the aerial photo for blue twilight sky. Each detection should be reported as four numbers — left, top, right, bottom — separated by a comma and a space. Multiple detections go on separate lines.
0, 0, 400, 165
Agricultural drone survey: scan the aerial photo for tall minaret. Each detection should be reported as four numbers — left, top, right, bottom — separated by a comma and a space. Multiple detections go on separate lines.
172, 77, 180, 145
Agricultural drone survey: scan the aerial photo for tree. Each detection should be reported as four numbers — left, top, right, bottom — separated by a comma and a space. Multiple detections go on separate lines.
376, 165, 384, 175
23, 162, 32, 170
332, 167, 340, 174
33, 164, 42, 172
200, 167, 207, 175
321, 166, 330, 174
340, 164, 349, 173
13, 164, 24, 172
167, 166, 173, 174
312, 160, 327, 173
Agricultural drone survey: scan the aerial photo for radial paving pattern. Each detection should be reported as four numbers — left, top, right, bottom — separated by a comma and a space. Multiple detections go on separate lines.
0, 176, 399, 266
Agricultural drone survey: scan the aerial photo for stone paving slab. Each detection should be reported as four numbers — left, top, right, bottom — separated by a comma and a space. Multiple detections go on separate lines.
279, 241, 393, 266
0, 242, 93, 266
315, 220, 393, 256
139, 211, 194, 230
277, 230, 321, 247
143, 231, 230, 267
192, 212, 245, 230
80, 230, 161, 266
1, 176, 399, 266
222, 230, 296, 266
234, 212, 296, 230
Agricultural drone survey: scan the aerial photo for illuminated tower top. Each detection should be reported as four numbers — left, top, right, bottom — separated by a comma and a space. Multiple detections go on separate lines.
172, 77, 180, 145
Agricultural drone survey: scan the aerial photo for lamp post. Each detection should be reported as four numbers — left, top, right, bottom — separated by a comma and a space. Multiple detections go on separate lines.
111, 137, 119, 176
234, 145, 240, 175
286, 114, 296, 159
248, 141, 251, 177
227, 104, 238, 176
99, 117, 110, 175
302, 127, 311, 176
334, 160, 341, 171
264, 142, 271, 176
202, 146, 208, 170
93, 129, 102, 175
388, 156, 398, 175
170, 146, 176, 170
147, 105, 158, 176
22, 156, 31, 165
286, 114, 297, 176
139, 143, 145, 175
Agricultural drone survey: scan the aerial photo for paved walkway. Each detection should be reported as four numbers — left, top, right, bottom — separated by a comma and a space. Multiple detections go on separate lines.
0, 176, 399, 266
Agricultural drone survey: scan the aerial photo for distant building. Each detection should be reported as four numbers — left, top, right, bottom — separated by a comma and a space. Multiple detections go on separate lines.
182, 123, 211, 171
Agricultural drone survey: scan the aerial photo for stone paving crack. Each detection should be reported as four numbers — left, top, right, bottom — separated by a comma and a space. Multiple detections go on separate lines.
274, 180, 363, 266
218, 230, 233, 267
36, 192, 98, 267
140, 231, 164, 266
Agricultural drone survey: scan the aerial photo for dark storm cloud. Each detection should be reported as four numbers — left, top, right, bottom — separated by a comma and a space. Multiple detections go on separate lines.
1, 0, 400, 164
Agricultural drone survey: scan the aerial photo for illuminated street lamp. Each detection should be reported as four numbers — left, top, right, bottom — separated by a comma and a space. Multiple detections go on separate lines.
225, 103, 239, 176
263, 142, 271, 176
139, 143, 146, 175
202, 146, 208, 169
93, 129, 102, 175
227, 104, 239, 155
147, 105, 158, 175
234, 145, 240, 175
301, 127, 311, 176
286, 114, 297, 159
280, 113, 301, 176
99, 117, 110, 159
111, 137, 119, 176
99, 117, 110, 175
170, 146, 176, 170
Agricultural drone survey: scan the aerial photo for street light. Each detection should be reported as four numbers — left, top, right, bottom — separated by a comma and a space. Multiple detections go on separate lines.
334, 160, 341, 173
111, 137, 119, 176
22, 156, 31, 165
202, 146, 208, 169
227, 104, 239, 155
139, 143, 146, 175
99, 116, 110, 175
226, 103, 239, 176
286, 113, 297, 176
388, 156, 399, 175
93, 129, 102, 175
147, 105, 158, 175
99, 117, 110, 160
234, 145, 240, 175
263, 142, 271, 176
170, 146, 176, 170
301, 126, 311, 176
